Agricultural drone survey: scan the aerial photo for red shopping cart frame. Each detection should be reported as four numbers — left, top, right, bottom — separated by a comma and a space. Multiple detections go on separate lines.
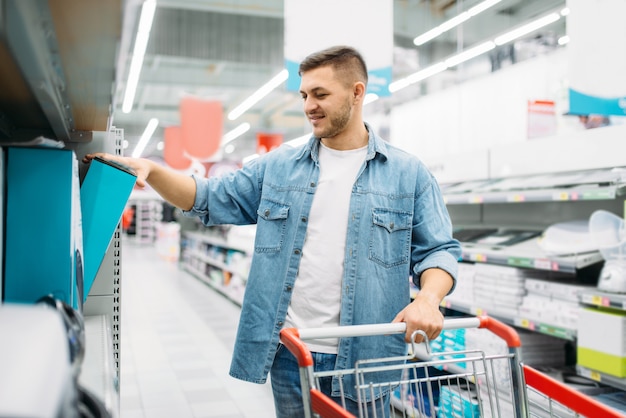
280, 316, 626, 418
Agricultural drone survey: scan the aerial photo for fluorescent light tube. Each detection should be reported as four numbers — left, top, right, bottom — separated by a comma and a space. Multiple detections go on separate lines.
389, 62, 448, 92
468, 0, 502, 16
132, 117, 159, 158
444, 41, 495, 67
413, 0, 502, 46
221, 122, 251, 145
494, 12, 560, 46
122, 0, 156, 113
228, 69, 289, 121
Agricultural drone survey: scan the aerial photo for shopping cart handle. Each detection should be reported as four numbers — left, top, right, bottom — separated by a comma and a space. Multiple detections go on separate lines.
280, 315, 521, 367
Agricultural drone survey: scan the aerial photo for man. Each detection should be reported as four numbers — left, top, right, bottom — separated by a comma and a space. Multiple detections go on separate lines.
84, 45, 461, 417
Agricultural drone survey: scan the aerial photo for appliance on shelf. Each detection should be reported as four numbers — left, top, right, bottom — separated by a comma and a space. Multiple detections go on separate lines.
3, 147, 84, 310
589, 210, 626, 293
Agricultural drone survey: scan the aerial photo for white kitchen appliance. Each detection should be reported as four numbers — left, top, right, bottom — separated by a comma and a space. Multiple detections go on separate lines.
589, 210, 626, 293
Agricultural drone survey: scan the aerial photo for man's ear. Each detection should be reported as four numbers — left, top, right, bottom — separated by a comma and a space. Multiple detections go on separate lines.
353, 81, 366, 102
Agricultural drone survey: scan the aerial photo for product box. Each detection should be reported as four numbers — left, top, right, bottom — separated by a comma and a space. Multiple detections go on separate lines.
577, 307, 626, 377
80, 156, 136, 301
3, 147, 83, 310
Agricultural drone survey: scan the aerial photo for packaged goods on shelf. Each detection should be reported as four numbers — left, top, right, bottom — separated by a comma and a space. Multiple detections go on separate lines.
446, 262, 476, 305
578, 307, 626, 378
518, 295, 581, 330
525, 277, 593, 303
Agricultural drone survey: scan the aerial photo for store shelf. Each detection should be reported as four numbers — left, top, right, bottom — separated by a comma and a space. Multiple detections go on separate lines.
185, 230, 252, 254
444, 184, 626, 204
441, 299, 576, 341
580, 290, 626, 310
182, 263, 244, 306
460, 238, 603, 274
0, 0, 119, 142
442, 167, 626, 205
576, 365, 626, 392
79, 314, 119, 418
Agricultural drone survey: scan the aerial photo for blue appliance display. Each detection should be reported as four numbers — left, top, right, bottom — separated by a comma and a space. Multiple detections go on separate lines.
80, 156, 136, 301
3, 147, 84, 310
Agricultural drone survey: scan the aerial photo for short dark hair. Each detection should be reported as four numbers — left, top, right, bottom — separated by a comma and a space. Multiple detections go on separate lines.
298, 45, 368, 87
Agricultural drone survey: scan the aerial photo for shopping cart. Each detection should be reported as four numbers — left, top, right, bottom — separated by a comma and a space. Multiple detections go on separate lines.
279, 316, 624, 418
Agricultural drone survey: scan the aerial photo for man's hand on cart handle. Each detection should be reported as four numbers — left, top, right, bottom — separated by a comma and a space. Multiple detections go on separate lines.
392, 268, 453, 343
392, 292, 444, 343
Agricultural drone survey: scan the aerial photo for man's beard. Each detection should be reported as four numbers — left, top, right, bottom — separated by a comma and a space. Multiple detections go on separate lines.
314, 99, 352, 139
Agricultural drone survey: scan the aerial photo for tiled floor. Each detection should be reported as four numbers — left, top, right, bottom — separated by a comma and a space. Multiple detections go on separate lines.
119, 241, 275, 418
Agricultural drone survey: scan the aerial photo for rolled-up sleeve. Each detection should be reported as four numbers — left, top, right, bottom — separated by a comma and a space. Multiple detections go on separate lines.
182, 174, 209, 218
411, 172, 461, 293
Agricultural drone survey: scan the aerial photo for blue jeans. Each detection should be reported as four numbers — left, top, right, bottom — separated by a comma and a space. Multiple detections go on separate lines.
270, 344, 390, 417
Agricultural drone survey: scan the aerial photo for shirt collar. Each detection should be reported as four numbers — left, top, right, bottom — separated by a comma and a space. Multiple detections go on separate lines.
296, 122, 389, 163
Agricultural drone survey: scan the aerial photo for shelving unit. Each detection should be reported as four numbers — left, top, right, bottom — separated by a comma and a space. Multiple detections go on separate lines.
0, 2, 122, 416
440, 161, 626, 399
575, 289, 626, 391
180, 230, 252, 307
441, 299, 578, 341
126, 199, 163, 244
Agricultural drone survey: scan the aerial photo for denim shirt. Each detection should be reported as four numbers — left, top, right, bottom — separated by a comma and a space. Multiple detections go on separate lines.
183, 123, 461, 401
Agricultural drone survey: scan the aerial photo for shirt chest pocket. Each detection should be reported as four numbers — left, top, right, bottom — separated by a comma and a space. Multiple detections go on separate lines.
255, 200, 290, 252
369, 208, 412, 268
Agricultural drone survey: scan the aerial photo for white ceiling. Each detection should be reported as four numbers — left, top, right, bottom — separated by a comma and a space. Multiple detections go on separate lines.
111, 0, 566, 163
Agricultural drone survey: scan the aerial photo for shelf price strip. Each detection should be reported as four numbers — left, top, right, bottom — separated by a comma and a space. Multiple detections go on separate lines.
579, 367, 602, 383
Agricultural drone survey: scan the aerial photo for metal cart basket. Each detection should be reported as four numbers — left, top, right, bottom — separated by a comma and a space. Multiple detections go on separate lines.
279, 316, 624, 418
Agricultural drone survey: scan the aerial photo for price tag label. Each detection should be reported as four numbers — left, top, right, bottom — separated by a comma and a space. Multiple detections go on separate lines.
590, 370, 602, 382
591, 295, 603, 306
472, 254, 488, 262
534, 259, 551, 270
520, 319, 530, 328
553, 192, 569, 201
506, 194, 525, 202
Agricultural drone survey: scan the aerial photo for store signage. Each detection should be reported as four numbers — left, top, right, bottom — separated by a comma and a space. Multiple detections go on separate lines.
283, 0, 393, 97
566, 0, 626, 116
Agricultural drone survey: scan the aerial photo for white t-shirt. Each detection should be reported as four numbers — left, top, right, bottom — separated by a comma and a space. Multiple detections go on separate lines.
284, 142, 367, 353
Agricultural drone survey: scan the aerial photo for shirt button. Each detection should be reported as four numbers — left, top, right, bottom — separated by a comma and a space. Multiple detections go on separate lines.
310, 182, 316, 187
301, 217, 307, 223
390, 222, 395, 230
294, 249, 301, 255
286, 285, 292, 291
278, 321, 284, 326
264, 209, 270, 217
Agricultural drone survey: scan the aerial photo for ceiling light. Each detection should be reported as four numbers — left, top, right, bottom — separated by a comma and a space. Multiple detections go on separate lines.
132, 117, 159, 158
558, 35, 570, 46
122, 0, 156, 113
389, 62, 448, 92
494, 12, 560, 46
445, 41, 496, 67
221, 122, 251, 145
228, 69, 289, 121
413, 0, 502, 46
467, 0, 502, 17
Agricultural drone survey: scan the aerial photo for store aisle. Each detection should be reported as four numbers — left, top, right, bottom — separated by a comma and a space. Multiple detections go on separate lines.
119, 242, 275, 418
